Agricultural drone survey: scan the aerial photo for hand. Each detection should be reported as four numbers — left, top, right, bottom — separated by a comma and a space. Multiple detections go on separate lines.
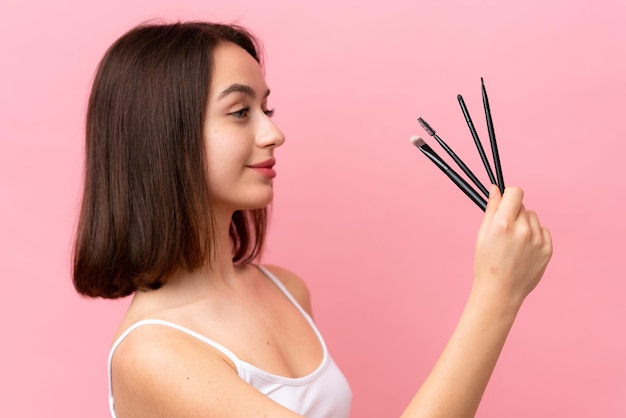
473, 185, 553, 307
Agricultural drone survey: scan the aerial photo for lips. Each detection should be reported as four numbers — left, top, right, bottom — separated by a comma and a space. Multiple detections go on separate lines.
247, 158, 276, 169
247, 158, 276, 179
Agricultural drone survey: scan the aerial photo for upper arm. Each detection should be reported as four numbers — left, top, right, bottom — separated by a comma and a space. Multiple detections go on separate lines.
111, 325, 303, 418
262, 264, 314, 318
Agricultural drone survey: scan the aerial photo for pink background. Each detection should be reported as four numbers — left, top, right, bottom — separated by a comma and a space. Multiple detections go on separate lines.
1, 0, 625, 417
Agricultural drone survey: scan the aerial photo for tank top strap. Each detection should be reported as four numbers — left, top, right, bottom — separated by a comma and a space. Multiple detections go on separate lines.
255, 265, 311, 319
255, 264, 328, 355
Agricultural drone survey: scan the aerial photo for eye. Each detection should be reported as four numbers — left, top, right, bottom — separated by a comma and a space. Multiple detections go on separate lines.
229, 106, 250, 118
264, 108, 275, 118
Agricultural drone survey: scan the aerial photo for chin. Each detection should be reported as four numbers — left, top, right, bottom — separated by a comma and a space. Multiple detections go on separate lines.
240, 190, 274, 211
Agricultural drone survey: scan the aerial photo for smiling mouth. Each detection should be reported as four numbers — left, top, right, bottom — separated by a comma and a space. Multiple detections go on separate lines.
247, 158, 276, 179
247, 158, 276, 169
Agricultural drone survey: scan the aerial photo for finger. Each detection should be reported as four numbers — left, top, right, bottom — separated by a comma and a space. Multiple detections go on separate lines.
527, 210, 541, 236
477, 185, 501, 241
541, 226, 553, 255
517, 203, 529, 223
494, 186, 524, 224
484, 184, 501, 219
525, 210, 545, 247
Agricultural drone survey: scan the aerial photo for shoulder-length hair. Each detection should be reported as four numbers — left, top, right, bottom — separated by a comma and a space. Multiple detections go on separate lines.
73, 21, 267, 299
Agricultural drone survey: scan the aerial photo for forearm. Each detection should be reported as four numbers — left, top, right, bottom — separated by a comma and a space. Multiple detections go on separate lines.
401, 287, 522, 418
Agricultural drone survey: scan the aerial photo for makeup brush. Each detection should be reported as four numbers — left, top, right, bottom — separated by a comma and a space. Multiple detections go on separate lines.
457, 94, 497, 187
410, 136, 487, 211
481, 77, 505, 193
418, 117, 489, 197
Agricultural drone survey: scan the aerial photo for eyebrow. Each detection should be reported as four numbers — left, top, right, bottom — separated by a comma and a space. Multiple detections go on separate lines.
218, 83, 270, 100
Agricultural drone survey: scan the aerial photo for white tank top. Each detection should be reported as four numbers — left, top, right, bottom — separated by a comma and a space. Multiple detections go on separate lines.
107, 266, 352, 417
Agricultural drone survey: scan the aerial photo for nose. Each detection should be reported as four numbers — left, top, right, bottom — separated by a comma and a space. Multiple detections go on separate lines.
256, 115, 285, 149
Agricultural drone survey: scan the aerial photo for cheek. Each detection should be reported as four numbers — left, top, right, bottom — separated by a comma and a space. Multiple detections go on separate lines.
205, 135, 249, 177
204, 117, 255, 163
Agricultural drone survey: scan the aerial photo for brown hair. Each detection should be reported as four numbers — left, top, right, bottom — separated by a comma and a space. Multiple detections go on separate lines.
73, 21, 267, 299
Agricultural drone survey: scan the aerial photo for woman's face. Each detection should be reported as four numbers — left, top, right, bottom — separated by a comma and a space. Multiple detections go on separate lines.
203, 42, 285, 213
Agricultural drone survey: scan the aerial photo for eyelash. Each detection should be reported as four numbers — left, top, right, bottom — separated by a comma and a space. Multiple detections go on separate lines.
229, 106, 275, 118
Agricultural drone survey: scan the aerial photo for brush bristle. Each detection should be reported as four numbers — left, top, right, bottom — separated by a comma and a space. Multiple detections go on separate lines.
417, 117, 435, 136
410, 135, 425, 147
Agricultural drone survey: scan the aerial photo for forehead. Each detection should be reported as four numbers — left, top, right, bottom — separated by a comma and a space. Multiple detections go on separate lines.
209, 42, 266, 97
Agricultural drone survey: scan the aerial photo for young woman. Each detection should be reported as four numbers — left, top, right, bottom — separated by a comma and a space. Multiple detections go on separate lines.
73, 21, 553, 418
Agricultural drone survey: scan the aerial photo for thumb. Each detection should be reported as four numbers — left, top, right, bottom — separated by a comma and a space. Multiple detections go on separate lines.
485, 184, 502, 215
477, 185, 501, 241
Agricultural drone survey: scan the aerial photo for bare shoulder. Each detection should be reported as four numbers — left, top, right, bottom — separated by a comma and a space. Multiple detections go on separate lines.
110, 323, 300, 417
110, 324, 232, 416
261, 264, 314, 317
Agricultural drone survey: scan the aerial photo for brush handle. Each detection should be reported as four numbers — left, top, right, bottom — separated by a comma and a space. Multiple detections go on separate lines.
416, 141, 487, 211
418, 117, 489, 198
457, 94, 497, 187
481, 78, 505, 194
433, 134, 489, 198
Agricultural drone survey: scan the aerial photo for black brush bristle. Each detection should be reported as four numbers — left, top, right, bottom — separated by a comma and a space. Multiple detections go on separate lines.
417, 117, 436, 136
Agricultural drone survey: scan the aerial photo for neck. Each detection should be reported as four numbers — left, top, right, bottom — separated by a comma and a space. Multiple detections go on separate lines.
207, 206, 240, 278
163, 206, 244, 295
